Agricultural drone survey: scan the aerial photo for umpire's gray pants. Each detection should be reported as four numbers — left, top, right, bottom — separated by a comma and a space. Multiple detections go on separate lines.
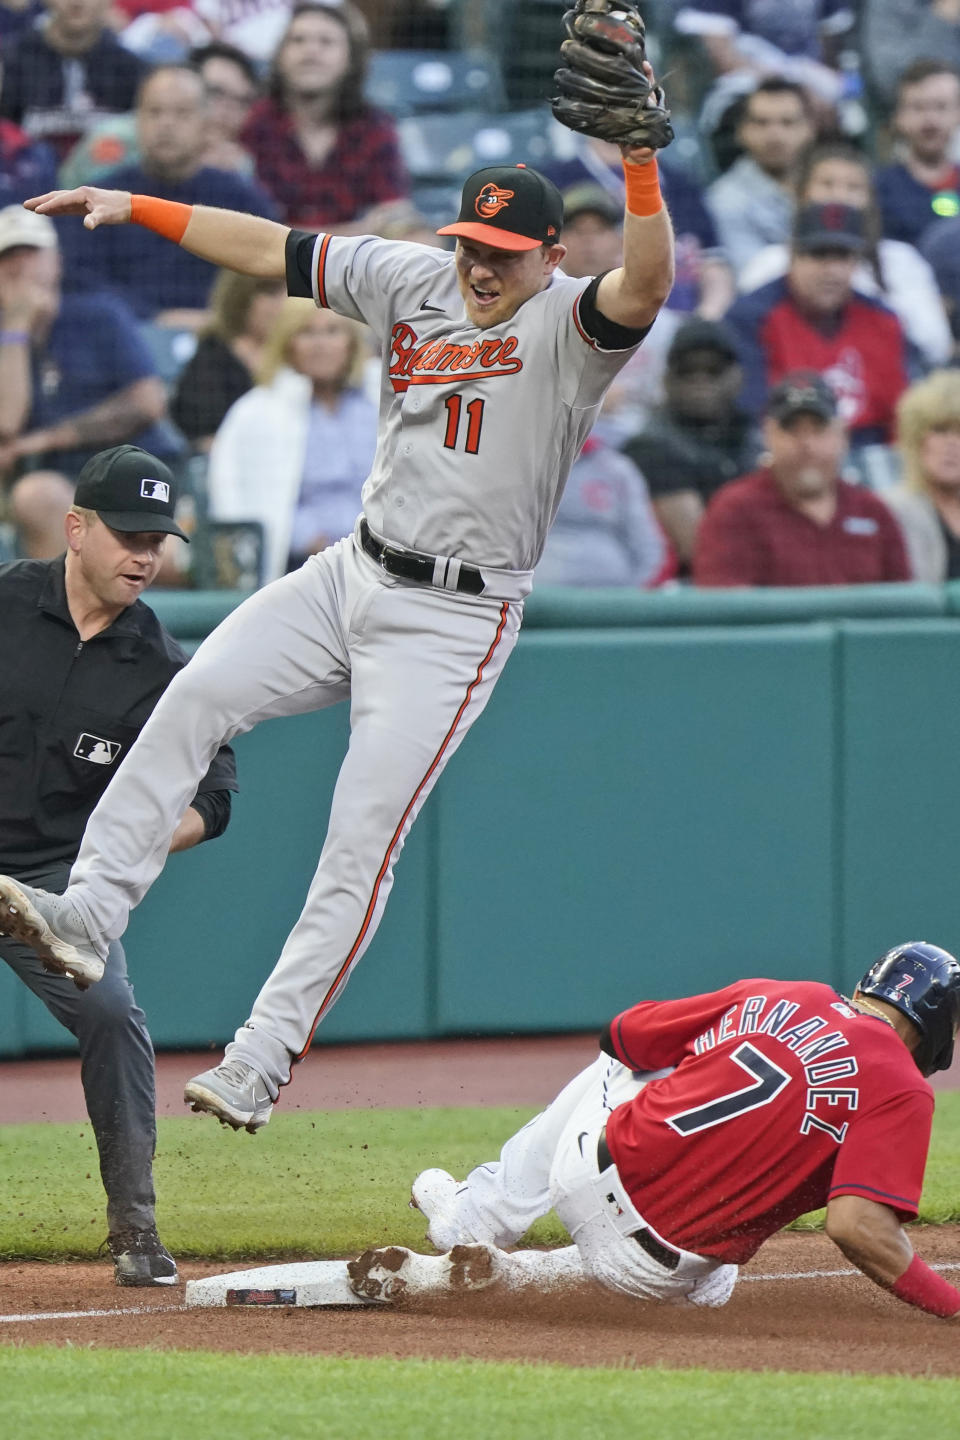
1, 863, 158, 1234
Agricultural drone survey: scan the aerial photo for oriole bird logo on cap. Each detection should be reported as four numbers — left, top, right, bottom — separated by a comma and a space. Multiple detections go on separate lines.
475, 183, 514, 218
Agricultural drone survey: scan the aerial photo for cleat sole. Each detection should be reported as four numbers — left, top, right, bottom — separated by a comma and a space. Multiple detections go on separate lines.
347, 1247, 411, 1303
183, 1081, 269, 1132
0, 880, 104, 987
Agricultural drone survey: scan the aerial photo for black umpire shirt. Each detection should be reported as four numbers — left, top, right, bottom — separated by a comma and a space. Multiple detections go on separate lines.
0, 555, 237, 873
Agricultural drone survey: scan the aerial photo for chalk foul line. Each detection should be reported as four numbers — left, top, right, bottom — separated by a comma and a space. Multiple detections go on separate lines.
0, 1304, 187, 1324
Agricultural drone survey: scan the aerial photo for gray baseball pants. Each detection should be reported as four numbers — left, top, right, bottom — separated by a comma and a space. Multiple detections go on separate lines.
65, 536, 520, 1094
1, 862, 157, 1234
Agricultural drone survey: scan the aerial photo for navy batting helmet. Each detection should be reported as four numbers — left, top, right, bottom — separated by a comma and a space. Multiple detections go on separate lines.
858, 942, 960, 1076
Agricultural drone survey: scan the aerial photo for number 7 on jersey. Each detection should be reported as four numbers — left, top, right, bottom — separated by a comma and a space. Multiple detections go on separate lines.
666, 1042, 792, 1135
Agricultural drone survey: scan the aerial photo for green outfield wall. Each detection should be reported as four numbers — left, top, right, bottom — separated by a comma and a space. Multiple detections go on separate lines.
4, 582, 960, 1056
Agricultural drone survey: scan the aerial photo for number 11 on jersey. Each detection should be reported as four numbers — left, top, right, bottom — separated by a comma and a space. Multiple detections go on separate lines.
443, 394, 485, 454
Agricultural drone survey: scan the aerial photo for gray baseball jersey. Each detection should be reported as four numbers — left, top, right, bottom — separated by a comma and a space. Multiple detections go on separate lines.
289, 232, 646, 576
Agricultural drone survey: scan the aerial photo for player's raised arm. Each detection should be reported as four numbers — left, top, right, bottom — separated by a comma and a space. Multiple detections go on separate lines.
24, 187, 291, 279
551, 1, 675, 330
604, 149, 675, 329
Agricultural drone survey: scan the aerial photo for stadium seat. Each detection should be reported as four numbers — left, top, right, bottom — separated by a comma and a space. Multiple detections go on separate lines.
366, 49, 506, 117
192, 520, 266, 592
138, 321, 199, 388
399, 106, 557, 185
470, 0, 662, 110
169, 452, 265, 591
410, 183, 462, 230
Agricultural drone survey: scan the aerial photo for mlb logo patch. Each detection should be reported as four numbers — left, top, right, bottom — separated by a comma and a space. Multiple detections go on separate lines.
74, 733, 122, 766
141, 478, 170, 503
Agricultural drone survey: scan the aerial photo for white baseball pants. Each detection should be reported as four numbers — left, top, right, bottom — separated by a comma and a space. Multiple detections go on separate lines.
437, 1054, 738, 1306
65, 535, 520, 1091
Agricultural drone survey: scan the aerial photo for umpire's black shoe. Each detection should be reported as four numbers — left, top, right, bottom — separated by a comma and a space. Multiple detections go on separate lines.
106, 1227, 179, 1287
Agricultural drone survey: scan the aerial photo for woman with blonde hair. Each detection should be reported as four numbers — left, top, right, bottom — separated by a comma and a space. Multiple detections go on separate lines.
885, 370, 960, 581
207, 297, 377, 583
171, 268, 286, 450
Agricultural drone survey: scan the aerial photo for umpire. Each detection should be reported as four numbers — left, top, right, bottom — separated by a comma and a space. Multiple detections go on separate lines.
0, 445, 237, 1285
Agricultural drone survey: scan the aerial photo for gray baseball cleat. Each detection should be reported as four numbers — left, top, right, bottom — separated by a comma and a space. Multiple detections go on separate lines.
347, 1243, 499, 1303
0, 875, 105, 988
410, 1168, 479, 1252
184, 1058, 274, 1132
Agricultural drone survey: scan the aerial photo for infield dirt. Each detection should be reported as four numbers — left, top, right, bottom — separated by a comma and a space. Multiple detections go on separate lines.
2, 1228, 960, 1373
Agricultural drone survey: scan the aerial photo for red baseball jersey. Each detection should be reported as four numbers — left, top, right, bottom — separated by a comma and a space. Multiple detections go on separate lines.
725, 279, 908, 442
605, 979, 933, 1264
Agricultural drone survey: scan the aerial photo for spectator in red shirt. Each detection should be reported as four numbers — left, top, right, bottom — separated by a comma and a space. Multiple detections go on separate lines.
347, 943, 960, 1321
240, 1, 409, 231
724, 203, 910, 446
692, 371, 910, 587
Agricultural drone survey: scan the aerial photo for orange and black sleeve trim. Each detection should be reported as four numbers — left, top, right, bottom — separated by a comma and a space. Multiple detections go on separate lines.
576, 272, 653, 351
285, 227, 320, 299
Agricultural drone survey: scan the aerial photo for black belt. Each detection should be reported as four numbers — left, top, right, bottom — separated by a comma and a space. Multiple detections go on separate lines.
360, 519, 485, 596
596, 1128, 681, 1272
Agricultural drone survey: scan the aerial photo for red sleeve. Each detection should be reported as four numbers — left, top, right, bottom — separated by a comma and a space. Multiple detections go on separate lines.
693, 482, 764, 586
828, 1086, 933, 1220
114, 0, 183, 12
878, 311, 909, 442
609, 982, 750, 1070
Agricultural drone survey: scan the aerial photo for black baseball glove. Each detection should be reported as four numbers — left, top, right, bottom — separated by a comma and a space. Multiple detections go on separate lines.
552, 0, 674, 151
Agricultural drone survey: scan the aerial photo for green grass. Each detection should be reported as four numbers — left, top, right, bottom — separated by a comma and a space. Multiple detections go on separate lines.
0, 1104, 560, 1258
3, 1091, 960, 1261
3, 1350, 959, 1440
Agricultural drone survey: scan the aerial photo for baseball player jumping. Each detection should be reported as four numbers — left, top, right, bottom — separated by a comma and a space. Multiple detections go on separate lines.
0, 3, 676, 1130
349, 944, 960, 1321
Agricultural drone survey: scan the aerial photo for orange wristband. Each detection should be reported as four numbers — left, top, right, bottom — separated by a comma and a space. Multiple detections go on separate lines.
129, 195, 193, 243
622, 158, 663, 218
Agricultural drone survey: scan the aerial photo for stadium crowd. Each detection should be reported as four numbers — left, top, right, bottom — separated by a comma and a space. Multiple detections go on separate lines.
3, 0, 960, 590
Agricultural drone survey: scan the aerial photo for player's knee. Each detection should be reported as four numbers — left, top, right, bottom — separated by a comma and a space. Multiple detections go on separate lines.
76, 976, 142, 1035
